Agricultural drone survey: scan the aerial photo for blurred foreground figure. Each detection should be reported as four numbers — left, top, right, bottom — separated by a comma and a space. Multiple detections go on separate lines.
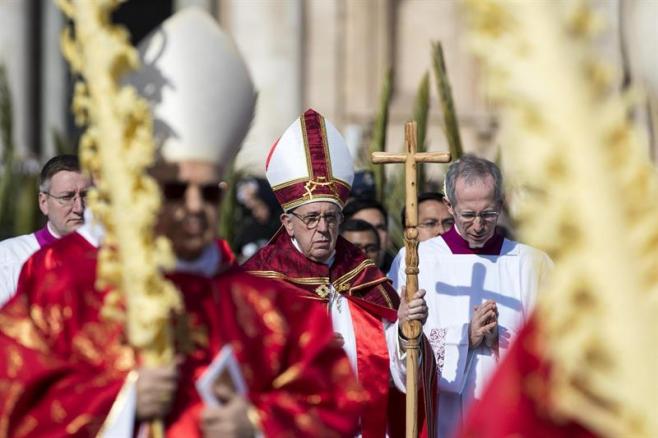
457, 0, 658, 436
0, 9, 361, 437
0, 154, 91, 305
244, 109, 436, 437
390, 155, 552, 438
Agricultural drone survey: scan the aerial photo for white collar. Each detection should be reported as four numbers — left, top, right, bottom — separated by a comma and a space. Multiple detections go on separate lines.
46, 222, 62, 239
76, 209, 105, 248
174, 243, 221, 277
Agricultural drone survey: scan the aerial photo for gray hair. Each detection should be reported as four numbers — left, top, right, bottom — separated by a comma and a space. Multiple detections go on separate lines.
444, 154, 504, 207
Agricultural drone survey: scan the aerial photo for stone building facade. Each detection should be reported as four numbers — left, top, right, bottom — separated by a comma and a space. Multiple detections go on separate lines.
0, 0, 655, 179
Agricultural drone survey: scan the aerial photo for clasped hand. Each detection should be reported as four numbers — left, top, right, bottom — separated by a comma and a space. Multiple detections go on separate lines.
469, 300, 498, 349
136, 361, 180, 420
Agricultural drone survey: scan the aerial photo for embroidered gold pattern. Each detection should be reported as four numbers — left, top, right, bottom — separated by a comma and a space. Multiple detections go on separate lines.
299, 331, 312, 348
245, 270, 329, 286
376, 284, 394, 308
315, 284, 331, 299
66, 414, 94, 434
333, 259, 375, 290
272, 363, 302, 389
7, 345, 23, 378
303, 176, 339, 200
51, 400, 67, 423
15, 415, 37, 437
0, 381, 23, 436
241, 286, 287, 373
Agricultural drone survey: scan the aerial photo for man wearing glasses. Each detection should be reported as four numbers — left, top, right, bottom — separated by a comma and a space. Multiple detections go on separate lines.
244, 108, 437, 437
0, 154, 91, 305
0, 10, 362, 438
389, 154, 552, 438
340, 218, 381, 264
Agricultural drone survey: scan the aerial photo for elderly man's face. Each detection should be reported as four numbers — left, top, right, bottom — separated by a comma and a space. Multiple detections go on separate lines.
446, 175, 499, 248
281, 201, 343, 263
155, 161, 222, 261
38, 170, 91, 236
417, 199, 454, 241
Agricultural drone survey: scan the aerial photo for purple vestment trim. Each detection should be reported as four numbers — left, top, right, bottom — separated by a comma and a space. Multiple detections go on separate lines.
34, 225, 58, 248
441, 225, 504, 255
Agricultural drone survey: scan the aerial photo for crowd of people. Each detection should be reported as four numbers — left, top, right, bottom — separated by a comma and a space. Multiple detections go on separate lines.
0, 8, 550, 438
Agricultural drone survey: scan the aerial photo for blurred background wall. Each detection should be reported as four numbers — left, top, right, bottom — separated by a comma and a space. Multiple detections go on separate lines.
0, 0, 655, 238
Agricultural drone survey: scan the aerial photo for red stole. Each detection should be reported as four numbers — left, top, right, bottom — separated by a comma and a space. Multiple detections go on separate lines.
244, 227, 417, 437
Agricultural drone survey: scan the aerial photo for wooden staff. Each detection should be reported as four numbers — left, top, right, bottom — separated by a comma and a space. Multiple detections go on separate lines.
372, 121, 450, 438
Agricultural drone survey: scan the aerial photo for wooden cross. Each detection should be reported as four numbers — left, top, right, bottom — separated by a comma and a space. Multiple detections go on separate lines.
372, 121, 451, 438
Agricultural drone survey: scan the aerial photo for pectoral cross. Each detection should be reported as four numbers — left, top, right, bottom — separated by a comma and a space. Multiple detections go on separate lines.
371, 121, 450, 438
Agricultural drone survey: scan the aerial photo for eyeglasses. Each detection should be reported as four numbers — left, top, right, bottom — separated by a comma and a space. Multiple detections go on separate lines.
42, 190, 87, 207
418, 218, 455, 230
353, 243, 380, 255
161, 182, 222, 203
457, 210, 499, 223
289, 211, 344, 229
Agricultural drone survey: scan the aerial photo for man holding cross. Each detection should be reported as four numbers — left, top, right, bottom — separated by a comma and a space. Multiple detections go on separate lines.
389, 154, 552, 437
244, 108, 437, 437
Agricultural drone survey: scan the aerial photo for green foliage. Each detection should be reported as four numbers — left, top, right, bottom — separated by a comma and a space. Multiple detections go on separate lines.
432, 41, 463, 161
413, 71, 430, 191
384, 171, 405, 250
53, 128, 74, 155
13, 174, 40, 236
369, 68, 393, 204
0, 64, 43, 239
217, 159, 244, 250
0, 64, 17, 238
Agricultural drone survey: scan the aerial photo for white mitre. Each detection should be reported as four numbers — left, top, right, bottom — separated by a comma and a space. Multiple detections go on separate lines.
126, 7, 256, 171
265, 109, 355, 212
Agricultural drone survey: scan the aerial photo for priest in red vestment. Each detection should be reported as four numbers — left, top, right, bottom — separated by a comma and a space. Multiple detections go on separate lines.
0, 9, 362, 438
243, 108, 437, 438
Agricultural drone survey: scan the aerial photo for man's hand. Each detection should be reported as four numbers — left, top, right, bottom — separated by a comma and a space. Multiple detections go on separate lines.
398, 288, 428, 326
469, 300, 498, 349
136, 362, 179, 420
201, 384, 257, 438
332, 332, 345, 348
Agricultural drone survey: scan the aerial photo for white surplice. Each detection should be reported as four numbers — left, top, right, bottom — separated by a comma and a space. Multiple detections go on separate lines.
389, 235, 552, 438
0, 233, 40, 306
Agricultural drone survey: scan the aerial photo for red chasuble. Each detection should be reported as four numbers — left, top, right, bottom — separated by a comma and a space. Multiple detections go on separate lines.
460, 317, 595, 438
0, 232, 362, 437
243, 227, 437, 438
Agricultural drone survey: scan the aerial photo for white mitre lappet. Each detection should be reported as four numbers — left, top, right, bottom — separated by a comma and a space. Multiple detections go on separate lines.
101, 10, 254, 436
125, 7, 256, 171
265, 109, 354, 212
